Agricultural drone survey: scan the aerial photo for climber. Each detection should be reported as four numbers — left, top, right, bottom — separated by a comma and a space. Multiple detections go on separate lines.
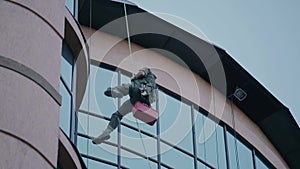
92, 67, 157, 144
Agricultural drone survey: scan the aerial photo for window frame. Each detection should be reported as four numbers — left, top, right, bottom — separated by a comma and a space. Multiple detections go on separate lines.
60, 41, 77, 143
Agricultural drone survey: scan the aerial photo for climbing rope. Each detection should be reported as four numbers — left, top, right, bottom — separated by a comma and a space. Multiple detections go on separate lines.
123, 3, 133, 63
123, 2, 152, 169
86, 0, 93, 168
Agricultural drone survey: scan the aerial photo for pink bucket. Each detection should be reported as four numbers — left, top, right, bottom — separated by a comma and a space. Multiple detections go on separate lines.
132, 101, 158, 126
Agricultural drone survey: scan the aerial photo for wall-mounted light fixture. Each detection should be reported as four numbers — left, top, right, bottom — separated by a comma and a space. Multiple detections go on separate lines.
233, 87, 247, 101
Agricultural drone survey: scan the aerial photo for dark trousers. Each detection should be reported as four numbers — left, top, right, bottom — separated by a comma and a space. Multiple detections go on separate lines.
108, 85, 150, 129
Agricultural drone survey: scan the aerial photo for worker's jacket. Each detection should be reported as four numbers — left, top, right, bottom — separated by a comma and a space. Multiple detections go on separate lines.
131, 69, 157, 103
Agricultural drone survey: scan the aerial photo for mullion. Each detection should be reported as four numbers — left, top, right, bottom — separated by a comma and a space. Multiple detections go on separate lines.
60, 76, 72, 95
223, 125, 231, 169
118, 70, 121, 169
156, 89, 161, 169
252, 150, 257, 169
191, 105, 198, 169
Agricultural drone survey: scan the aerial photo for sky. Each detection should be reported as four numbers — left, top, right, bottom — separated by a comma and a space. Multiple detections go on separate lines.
130, 0, 300, 127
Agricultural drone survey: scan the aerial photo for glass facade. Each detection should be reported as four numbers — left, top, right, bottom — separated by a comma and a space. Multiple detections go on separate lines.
57, 63, 275, 168
59, 42, 75, 139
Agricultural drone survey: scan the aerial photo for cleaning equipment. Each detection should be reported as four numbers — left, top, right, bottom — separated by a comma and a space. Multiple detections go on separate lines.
132, 101, 158, 125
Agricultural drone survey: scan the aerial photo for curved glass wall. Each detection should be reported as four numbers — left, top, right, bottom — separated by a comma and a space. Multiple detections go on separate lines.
59, 42, 75, 139
76, 64, 275, 169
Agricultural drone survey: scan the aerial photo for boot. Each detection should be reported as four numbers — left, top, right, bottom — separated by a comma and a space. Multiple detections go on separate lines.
92, 126, 113, 144
104, 87, 123, 98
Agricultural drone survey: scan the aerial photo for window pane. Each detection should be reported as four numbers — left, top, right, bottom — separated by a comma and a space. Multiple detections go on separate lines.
61, 43, 73, 90
89, 143, 117, 164
77, 135, 88, 154
59, 81, 71, 137
195, 110, 227, 169
206, 123, 227, 169
195, 111, 205, 161
89, 114, 118, 144
77, 112, 118, 156
214, 124, 227, 169
80, 66, 118, 118
77, 112, 88, 134
227, 131, 254, 169
159, 91, 193, 153
121, 125, 157, 158
77, 135, 117, 164
161, 142, 194, 169
121, 149, 157, 169
77, 111, 118, 142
